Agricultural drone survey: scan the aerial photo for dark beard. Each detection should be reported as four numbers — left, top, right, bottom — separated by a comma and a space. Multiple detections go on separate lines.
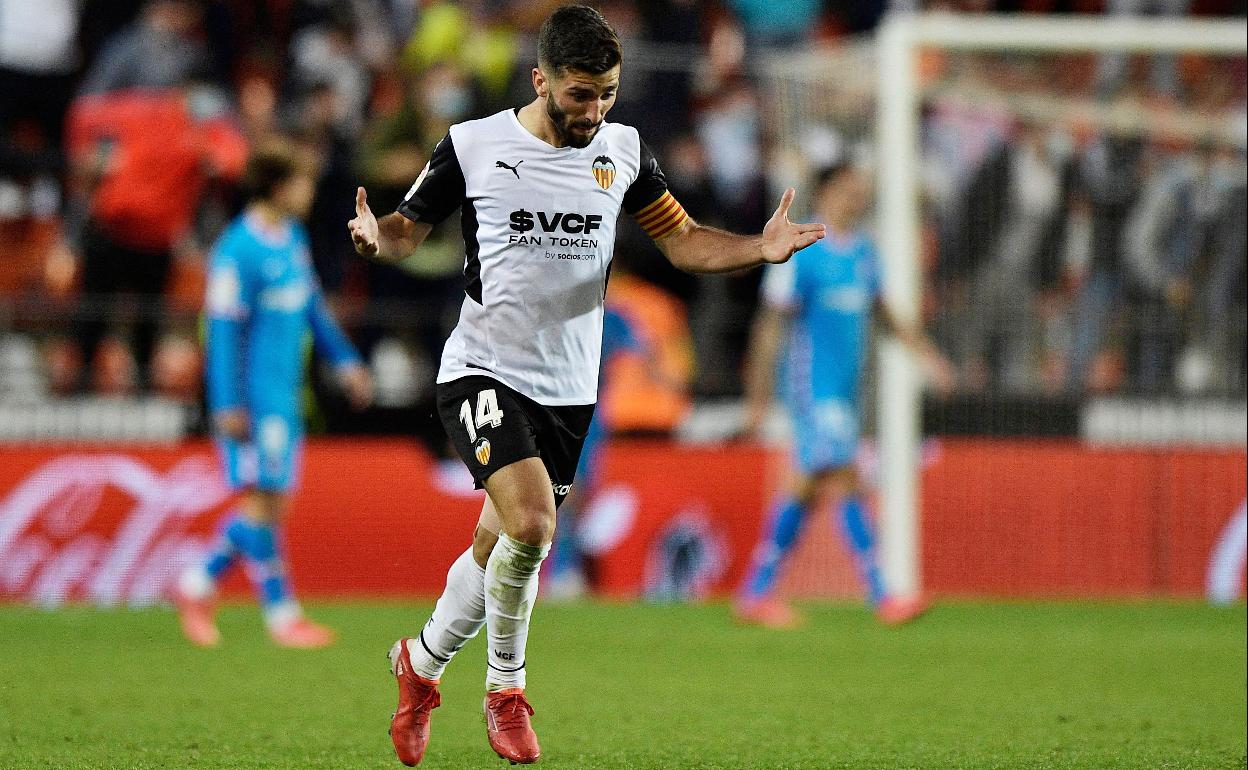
545, 93, 597, 148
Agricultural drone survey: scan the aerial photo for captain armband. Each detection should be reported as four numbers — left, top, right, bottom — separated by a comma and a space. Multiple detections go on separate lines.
633, 191, 689, 240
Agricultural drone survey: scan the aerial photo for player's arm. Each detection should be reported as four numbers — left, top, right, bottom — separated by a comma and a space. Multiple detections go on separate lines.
875, 298, 957, 395
204, 238, 252, 440
349, 188, 433, 262
654, 188, 825, 274
306, 274, 373, 410
742, 261, 797, 437
624, 139, 824, 274
349, 132, 460, 264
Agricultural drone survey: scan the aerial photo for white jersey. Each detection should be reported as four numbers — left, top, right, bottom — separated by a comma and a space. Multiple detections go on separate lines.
399, 109, 687, 405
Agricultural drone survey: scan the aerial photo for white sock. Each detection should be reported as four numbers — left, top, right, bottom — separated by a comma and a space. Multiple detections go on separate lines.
484, 533, 549, 691
408, 547, 487, 681
178, 564, 214, 600
263, 600, 302, 631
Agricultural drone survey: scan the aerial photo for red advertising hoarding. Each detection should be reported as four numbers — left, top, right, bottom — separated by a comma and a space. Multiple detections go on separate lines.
0, 439, 1242, 606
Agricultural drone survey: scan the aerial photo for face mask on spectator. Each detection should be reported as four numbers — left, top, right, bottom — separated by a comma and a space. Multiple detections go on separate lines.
428, 85, 470, 121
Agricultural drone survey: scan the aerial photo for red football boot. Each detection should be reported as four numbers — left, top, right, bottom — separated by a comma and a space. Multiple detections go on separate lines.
174, 589, 220, 648
388, 639, 441, 767
269, 617, 337, 649
876, 594, 930, 626
483, 688, 540, 764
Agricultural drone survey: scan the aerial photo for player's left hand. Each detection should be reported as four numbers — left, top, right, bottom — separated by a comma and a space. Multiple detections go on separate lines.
340, 363, 373, 410
761, 188, 826, 264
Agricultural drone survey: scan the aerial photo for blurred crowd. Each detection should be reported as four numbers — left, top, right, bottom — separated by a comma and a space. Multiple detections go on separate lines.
921, 46, 1247, 397
0, 0, 1244, 427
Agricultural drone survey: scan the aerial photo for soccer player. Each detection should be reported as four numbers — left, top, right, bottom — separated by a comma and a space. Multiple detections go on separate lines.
734, 161, 955, 630
175, 142, 372, 649
544, 305, 642, 598
347, 6, 825, 765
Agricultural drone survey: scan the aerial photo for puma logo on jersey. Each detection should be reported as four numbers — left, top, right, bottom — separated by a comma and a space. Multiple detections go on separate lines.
495, 159, 523, 178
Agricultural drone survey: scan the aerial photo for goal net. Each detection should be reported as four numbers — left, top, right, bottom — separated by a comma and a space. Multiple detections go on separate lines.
762, 13, 1247, 599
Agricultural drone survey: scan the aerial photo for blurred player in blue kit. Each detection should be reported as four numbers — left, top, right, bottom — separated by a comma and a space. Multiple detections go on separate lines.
544, 306, 642, 598
175, 142, 372, 649
736, 161, 954, 629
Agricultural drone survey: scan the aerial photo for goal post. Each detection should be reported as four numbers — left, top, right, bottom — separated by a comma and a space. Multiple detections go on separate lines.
874, 13, 1248, 598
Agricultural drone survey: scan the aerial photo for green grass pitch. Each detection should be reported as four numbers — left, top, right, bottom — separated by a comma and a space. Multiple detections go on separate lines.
0, 601, 1243, 769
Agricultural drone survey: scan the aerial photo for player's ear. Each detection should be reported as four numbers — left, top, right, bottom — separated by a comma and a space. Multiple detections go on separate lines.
532, 67, 547, 98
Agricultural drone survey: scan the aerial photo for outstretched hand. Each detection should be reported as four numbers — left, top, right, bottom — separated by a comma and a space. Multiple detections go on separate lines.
348, 187, 379, 257
761, 188, 825, 264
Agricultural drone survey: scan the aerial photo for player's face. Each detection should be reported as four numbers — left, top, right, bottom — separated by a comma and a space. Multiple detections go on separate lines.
275, 172, 317, 220
819, 168, 873, 225
540, 66, 620, 148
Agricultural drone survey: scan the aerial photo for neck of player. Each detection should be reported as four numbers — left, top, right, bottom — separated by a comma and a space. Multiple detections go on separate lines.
516, 99, 568, 149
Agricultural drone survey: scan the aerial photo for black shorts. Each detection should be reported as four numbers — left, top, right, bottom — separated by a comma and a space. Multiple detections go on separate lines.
436, 375, 595, 508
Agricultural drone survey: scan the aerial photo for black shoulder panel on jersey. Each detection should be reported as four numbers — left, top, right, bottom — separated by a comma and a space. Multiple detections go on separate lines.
622, 138, 670, 216
397, 133, 464, 226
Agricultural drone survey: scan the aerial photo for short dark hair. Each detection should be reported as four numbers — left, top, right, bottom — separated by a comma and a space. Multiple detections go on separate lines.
812, 161, 856, 190
243, 142, 300, 202
538, 5, 622, 77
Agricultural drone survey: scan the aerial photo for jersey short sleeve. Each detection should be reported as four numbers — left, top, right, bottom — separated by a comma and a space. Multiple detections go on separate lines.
760, 259, 800, 311
622, 139, 688, 240
205, 228, 252, 320
397, 133, 465, 226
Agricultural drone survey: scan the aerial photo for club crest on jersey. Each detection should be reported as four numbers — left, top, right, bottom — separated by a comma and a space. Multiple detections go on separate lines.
592, 155, 616, 190
474, 437, 491, 466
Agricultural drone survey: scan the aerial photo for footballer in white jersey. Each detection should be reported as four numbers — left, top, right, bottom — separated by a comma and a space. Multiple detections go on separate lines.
347, 5, 826, 766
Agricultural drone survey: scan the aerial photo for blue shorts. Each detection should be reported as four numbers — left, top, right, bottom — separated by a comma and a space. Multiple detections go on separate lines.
788, 397, 859, 474
217, 413, 303, 493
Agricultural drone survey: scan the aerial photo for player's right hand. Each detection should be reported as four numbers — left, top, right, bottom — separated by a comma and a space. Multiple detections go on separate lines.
348, 186, 379, 257
213, 408, 249, 441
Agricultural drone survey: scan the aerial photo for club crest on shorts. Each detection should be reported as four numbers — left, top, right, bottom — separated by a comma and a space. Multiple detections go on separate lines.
474, 437, 491, 466
592, 155, 616, 190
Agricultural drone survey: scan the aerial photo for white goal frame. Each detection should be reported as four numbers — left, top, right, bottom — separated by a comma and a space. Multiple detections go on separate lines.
874, 12, 1247, 597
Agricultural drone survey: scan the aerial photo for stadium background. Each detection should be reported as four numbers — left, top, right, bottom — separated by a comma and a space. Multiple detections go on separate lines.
0, 0, 1242, 607
1, 3, 1245, 769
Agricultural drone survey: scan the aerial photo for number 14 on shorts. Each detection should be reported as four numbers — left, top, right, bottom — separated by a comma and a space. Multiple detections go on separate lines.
459, 389, 504, 442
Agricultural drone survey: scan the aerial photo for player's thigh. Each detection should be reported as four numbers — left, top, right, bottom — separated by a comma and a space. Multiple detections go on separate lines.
482, 457, 557, 544
252, 413, 302, 493
790, 398, 860, 475
437, 376, 542, 490
530, 402, 595, 508
215, 415, 301, 494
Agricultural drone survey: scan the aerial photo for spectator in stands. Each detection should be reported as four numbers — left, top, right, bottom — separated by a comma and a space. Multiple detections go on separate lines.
78, 0, 216, 96
1096, 0, 1193, 100
961, 122, 1072, 393
287, 5, 373, 140
1185, 143, 1247, 392
727, 0, 824, 48
0, 0, 81, 217
1066, 133, 1145, 392
1121, 141, 1202, 391
54, 79, 248, 392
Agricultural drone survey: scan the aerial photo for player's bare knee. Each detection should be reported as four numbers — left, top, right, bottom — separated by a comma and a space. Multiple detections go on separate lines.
507, 509, 555, 547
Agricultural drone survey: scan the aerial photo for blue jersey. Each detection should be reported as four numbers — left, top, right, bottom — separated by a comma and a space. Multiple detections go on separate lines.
204, 211, 360, 419
763, 230, 882, 405
204, 212, 360, 491
762, 230, 881, 472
